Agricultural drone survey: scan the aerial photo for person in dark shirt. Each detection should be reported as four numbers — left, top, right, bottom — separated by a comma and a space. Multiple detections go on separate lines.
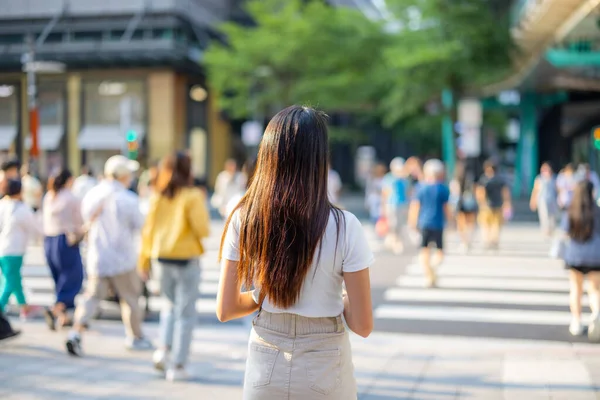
477, 161, 512, 250
408, 159, 452, 288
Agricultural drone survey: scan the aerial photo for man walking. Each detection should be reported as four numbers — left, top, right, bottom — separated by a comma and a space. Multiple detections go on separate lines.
477, 161, 511, 250
66, 155, 152, 356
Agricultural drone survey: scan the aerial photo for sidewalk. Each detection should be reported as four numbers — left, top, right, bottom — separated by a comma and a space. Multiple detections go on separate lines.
2, 320, 600, 399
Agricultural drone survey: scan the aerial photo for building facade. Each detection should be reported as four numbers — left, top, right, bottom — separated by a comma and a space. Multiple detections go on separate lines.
0, 0, 237, 184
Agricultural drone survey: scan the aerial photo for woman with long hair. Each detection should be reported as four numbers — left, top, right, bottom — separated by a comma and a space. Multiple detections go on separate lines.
450, 161, 477, 251
139, 151, 210, 381
217, 106, 374, 399
42, 168, 84, 330
560, 181, 600, 340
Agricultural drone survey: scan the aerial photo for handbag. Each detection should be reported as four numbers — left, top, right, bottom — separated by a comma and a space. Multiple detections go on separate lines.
375, 216, 389, 238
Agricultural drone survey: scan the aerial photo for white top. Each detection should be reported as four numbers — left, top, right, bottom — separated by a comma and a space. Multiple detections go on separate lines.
81, 180, 144, 277
222, 209, 374, 318
328, 169, 342, 205
0, 199, 42, 256
72, 175, 98, 200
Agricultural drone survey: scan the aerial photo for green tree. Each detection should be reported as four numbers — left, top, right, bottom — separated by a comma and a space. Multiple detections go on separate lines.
380, 0, 513, 126
204, 0, 388, 120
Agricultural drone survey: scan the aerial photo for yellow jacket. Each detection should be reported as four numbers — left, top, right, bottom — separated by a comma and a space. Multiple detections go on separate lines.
139, 187, 210, 272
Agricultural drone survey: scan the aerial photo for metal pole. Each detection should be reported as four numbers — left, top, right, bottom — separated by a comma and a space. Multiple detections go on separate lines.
24, 33, 39, 176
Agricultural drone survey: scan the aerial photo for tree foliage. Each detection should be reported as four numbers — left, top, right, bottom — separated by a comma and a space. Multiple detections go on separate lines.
204, 0, 513, 127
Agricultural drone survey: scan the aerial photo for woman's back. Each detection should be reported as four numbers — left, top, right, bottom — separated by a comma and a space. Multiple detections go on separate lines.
43, 190, 81, 236
223, 209, 372, 318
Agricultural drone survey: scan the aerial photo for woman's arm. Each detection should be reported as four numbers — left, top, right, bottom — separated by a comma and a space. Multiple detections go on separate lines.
530, 179, 539, 211
216, 259, 259, 322
343, 268, 373, 338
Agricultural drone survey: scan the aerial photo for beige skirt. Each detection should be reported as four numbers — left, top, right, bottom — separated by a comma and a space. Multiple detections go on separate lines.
243, 310, 357, 400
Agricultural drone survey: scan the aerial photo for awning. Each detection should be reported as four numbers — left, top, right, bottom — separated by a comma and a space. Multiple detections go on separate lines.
78, 125, 145, 150
25, 125, 64, 150
0, 126, 17, 150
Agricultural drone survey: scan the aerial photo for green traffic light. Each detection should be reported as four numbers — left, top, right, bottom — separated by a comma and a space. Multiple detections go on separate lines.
126, 130, 137, 142
595, 140, 600, 150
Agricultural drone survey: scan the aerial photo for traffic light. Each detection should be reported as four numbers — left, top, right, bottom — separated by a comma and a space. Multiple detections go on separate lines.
126, 130, 138, 160
594, 127, 600, 150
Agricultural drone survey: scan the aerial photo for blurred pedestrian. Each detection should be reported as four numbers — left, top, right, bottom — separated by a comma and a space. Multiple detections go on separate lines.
72, 166, 97, 200
405, 156, 423, 198
530, 162, 558, 237
365, 162, 387, 223
450, 161, 478, 252
577, 163, 600, 199
20, 164, 42, 212
408, 159, 451, 288
0, 159, 20, 198
558, 181, 600, 340
381, 157, 408, 254
66, 156, 152, 356
557, 163, 577, 213
140, 151, 210, 381
211, 158, 245, 218
0, 179, 43, 320
328, 163, 342, 206
225, 158, 256, 218
216, 105, 373, 399
42, 169, 84, 331
476, 161, 511, 250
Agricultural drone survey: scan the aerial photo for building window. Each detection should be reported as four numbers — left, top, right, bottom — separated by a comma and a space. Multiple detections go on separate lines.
81, 80, 146, 174
0, 84, 18, 161
35, 82, 66, 178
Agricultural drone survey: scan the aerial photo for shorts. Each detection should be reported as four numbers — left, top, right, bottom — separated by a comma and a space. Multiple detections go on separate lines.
478, 208, 503, 227
420, 228, 443, 249
565, 264, 600, 275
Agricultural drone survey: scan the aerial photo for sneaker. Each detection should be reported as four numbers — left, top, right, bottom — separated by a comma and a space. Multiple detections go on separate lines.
0, 329, 21, 342
589, 317, 600, 343
569, 319, 584, 336
153, 349, 168, 372
20, 306, 41, 322
44, 308, 56, 331
125, 337, 154, 351
166, 367, 188, 382
66, 332, 83, 357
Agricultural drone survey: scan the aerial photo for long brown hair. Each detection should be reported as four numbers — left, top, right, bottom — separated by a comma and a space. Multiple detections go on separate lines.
219, 105, 342, 309
156, 151, 192, 199
568, 180, 596, 242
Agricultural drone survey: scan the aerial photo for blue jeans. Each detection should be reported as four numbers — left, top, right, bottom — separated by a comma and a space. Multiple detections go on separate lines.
154, 259, 200, 367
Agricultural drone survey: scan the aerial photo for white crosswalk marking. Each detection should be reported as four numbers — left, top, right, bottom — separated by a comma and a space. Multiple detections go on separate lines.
374, 227, 586, 331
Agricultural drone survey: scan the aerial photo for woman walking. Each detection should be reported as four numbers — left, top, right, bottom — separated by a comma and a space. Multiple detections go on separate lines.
450, 161, 478, 252
139, 151, 210, 381
42, 169, 84, 330
559, 181, 600, 340
0, 179, 43, 319
217, 106, 374, 399
530, 162, 558, 237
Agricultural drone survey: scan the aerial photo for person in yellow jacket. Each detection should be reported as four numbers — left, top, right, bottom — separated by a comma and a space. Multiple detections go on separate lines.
139, 151, 210, 382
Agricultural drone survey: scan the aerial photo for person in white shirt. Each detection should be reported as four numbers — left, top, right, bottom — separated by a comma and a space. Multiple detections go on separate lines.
66, 155, 151, 356
0, 179, 43, 319
216, 106, 373, 399
211, 159, 245, 217
328, 166, 342, 205
72, 166, 97, 200
20, 165, 43, 212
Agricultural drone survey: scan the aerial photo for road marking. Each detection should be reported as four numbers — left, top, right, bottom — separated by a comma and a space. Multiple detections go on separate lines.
374, 305, 572, 325
382, 287, 583, 306
405, 264, 568, 279
396, 276, 571, 291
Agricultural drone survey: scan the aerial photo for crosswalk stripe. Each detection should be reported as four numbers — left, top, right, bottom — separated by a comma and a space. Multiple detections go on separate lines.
396, 276, 571, 291
405, 264, 568, 279
383, 287, 584, 306
21, 278, 220, 296
374, 305, 572, 325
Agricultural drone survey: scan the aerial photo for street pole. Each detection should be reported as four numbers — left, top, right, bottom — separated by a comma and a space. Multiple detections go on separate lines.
24, 33, 40, 176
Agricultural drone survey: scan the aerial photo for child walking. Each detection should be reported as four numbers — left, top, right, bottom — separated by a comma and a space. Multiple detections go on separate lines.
409, 160, 452, 288
0, 179, 42, 319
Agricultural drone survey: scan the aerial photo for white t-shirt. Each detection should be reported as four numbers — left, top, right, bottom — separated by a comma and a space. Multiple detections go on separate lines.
221, 209, 374, 318
0, 199, 42, 256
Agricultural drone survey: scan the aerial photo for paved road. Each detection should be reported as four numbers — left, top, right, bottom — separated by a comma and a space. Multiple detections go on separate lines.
373, 225, 589, 343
